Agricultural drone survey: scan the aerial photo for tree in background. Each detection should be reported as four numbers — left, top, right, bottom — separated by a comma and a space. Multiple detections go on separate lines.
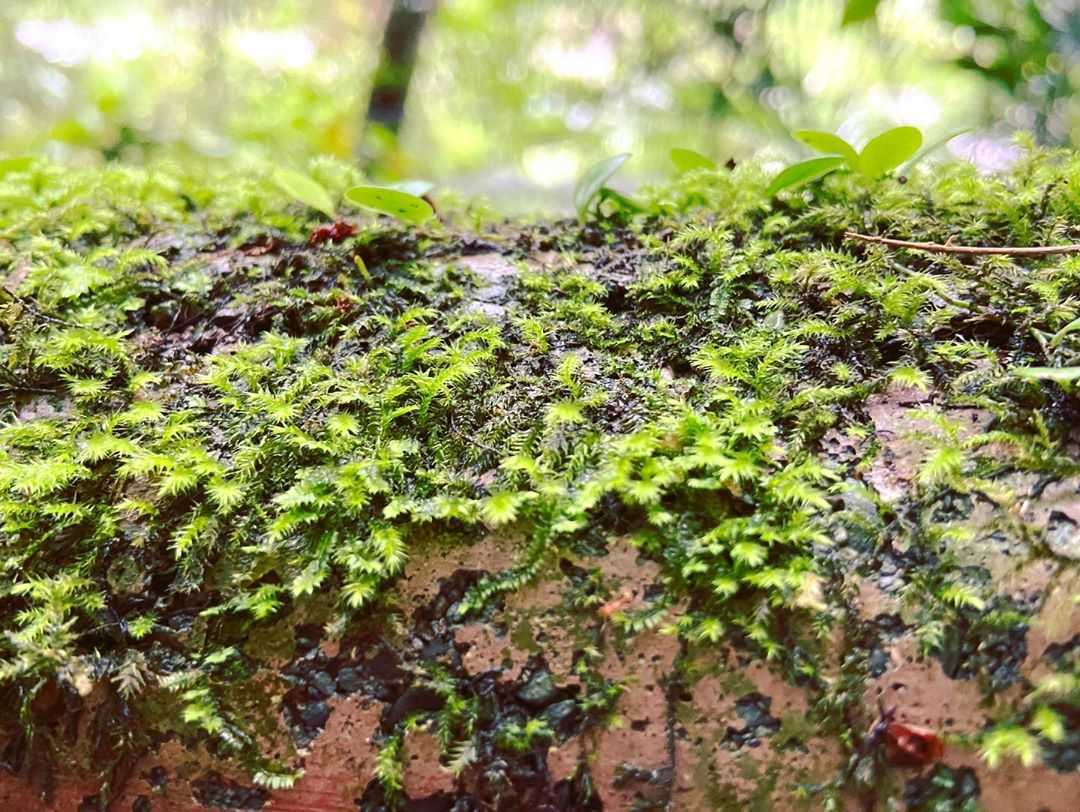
363, 0, 435, 171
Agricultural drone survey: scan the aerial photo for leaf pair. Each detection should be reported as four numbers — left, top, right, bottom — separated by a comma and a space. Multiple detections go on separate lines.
273, 168, 434, 225
767, 126, 922, 196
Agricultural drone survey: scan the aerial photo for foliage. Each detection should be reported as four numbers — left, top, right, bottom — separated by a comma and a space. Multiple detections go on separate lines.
768, 126, 923, 195
4, 0, 1077, 190
670, 147, 716, 174
273, 169, 337, 219
573, 153, 631, 219
344, 185, 435, 225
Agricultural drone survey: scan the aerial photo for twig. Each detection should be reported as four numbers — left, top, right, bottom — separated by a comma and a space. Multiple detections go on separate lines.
0, 287, 76, 327
845, 231, 1080, 257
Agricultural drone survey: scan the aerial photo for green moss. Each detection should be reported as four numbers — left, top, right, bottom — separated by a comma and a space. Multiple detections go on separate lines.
0, 148, 1078, 793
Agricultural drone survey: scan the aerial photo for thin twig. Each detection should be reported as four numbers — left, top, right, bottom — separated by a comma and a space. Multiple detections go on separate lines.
0, 286, 76, 326
845, 231, 1080, 257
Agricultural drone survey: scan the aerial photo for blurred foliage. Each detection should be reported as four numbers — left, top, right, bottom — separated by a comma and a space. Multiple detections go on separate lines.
0, 0, 1078, 204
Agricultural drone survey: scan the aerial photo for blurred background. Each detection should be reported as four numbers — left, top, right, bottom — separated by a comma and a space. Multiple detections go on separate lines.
2, 0, 1079, 210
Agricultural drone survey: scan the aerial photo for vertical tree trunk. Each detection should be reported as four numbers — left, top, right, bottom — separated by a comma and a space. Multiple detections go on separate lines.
360, 0, 433, 164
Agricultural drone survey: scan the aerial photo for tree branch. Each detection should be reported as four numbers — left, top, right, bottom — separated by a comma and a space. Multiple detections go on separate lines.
844, 231, 1080, 257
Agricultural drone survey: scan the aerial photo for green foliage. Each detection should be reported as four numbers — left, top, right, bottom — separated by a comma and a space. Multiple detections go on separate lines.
770, 125, 924, 194
1013, 366, 1080, 384
841, 0, 881, 26
375, 726, 407, 797
573, 153, 630, 219
273, 168, 337, 218
857, 126, 923, 178
2, 147, 1079, 794
980, 724, 1040, 768
670, 148, 717, 174
495, 717, 553, 752
766, 156, 846, 196
252, 767, 305, 791
345, 185, 434, 224
795, 131, 859, 164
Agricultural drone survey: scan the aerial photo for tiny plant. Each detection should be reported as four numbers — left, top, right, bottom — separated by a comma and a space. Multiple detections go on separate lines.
273, 168, 337, 218
768, 125, 923, 195
670, 147, 716, 173
573, 152, 631, 219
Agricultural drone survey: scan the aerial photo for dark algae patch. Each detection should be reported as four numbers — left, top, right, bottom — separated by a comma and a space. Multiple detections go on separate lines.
0, 152, 1078, 809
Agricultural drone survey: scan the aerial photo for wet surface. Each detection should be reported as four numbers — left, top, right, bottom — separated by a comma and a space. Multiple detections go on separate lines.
0, 227, 1077, 811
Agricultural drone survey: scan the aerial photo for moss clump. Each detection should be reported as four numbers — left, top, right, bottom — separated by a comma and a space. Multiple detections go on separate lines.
0, 148, 1078, 800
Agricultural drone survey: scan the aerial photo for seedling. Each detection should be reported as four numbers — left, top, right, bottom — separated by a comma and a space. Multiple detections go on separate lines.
670, 147, 716, 173
273, 168, 336, 218
768, 126, 923, 195
574, 153, 631, 219
345, 185, 434, 225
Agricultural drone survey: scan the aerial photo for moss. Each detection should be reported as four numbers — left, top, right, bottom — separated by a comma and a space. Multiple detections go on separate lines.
774, 712, 819, 750
0, 149, 1078, 798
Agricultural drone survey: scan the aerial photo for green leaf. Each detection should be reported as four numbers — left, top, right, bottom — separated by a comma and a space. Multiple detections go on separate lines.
766, 156, 845, 196
1049, 317, 1080, 348
327, 412, 360, 437
598, 187, 645, 214
273, 169, 336, 218
670, 148, 716, 173
574, 153, 631, 218
901, 127, 971, 174
857, 126, 923, 178
1013, 366, 1080, 383
794, 130, 858, 165
345, 185, 435, 225
841, 0, 880, 26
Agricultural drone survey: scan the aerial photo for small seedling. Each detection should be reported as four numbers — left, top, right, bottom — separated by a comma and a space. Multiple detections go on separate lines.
670, 147, 716, 173
574, 153, 631, 219
272, 168, 336, 218
768, 126, 923, 195
900, 127, 970, 174
345, 185, 434, 225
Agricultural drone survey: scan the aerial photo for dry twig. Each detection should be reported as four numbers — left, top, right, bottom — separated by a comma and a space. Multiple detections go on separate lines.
845, 231, 1080, 257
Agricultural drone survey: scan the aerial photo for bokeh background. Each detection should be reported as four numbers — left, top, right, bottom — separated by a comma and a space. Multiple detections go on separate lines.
2, 0, 1079, 209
